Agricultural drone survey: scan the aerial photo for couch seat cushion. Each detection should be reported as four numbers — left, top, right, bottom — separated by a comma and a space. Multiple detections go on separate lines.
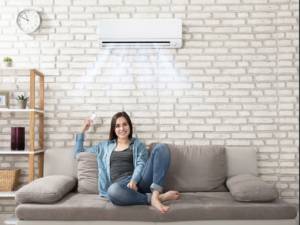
15, 192, 297, 221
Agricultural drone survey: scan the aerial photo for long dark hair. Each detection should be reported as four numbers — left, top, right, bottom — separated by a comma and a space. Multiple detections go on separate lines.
109, 111, 133, 140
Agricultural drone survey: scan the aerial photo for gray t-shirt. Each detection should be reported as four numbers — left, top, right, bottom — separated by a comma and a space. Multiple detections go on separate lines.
110, 147, 134, 183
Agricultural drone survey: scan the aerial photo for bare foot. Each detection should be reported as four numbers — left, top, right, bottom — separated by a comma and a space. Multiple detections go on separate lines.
151, 193, 170, 214
159, 190, 180, 202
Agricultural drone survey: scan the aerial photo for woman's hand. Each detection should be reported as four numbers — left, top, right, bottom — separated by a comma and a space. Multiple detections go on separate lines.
81, 119, 92, 133
127, 180, 138, 192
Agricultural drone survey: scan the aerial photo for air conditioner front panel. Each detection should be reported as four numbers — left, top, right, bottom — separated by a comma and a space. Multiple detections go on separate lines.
98, 19, 182, 48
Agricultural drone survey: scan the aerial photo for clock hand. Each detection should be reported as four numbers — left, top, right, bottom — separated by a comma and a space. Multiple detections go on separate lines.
20, 15, 29, 21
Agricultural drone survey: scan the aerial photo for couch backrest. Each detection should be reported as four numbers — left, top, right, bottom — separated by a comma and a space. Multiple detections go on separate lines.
44, 148, 77, 177
164, 145, 227, 192
225, 146, 257, 177
44, 146, 258, 182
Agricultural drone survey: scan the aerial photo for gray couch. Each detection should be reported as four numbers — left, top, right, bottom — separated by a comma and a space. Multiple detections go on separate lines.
14, 145, 297, 225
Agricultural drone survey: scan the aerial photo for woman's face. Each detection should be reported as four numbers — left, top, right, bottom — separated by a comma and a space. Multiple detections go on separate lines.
115, 116, 130, 140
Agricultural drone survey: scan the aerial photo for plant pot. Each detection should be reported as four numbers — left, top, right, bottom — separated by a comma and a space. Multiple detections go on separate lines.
18, 100, 27, 109
4, 61, 12, 67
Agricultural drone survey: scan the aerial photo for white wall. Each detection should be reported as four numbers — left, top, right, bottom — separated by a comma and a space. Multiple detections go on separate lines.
0, 0, 298, 210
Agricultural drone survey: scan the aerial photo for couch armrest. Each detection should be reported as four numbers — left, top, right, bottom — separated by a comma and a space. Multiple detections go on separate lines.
226, 174, 278, 202
15, 175, 76, 204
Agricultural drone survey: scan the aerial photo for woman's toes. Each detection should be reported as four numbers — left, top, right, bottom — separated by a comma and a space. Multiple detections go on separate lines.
159, 190, 180, 202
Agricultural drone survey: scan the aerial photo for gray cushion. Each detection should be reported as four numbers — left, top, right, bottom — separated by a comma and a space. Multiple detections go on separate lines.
226, 174, 279, 202
225, 147, 257, 177
164, 144, 227, 192
15, 192, 297, 221
15, 175, 76, 204
44, 148, 77, 177
76, 152, 98, 194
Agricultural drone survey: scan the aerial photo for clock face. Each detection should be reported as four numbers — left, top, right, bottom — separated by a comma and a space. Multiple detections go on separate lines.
16, 9, 41, 34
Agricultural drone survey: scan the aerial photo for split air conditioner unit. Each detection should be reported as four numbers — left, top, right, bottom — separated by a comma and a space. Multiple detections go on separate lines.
98, 19, 182, 48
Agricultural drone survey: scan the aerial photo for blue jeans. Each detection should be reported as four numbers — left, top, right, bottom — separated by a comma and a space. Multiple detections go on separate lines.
107, 144, 170, 206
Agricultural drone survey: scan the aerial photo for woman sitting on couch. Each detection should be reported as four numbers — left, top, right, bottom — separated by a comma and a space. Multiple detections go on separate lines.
74, 111, 180, 213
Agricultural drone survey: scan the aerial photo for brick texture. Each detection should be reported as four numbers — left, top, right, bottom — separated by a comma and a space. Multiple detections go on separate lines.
0, 0, 298, 212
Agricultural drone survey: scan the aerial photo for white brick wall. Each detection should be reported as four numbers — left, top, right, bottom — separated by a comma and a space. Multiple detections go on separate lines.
0, 0, 299, 212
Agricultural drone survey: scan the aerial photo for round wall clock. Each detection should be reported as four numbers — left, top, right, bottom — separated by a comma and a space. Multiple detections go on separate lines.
16, 9, 42, 34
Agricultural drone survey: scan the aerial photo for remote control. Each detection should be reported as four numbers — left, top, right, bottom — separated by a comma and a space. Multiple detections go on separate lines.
90, 113, 96, 122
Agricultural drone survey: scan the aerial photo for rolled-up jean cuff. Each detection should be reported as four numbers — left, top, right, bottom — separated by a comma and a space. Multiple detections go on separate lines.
150, 183, 163, 193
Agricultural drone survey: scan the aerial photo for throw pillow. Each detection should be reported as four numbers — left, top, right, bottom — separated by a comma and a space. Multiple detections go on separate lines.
226, 174, 279, 202
15, 175, 76, 204
77, 152, 98, 194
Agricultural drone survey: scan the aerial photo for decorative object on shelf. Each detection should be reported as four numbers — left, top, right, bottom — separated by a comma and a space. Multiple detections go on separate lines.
16, 9, 42, 34
0, 91, 9, 108
11, 127, 25, 151
3, 57, 13, 67
16, 94, 28, 109
0, 169, 21, 191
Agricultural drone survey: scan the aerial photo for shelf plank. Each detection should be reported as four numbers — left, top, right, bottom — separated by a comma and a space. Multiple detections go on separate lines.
0, 191, 15, 198
0, 67, 33, 70
0, 149, 45, 155
0, 108, 44, 114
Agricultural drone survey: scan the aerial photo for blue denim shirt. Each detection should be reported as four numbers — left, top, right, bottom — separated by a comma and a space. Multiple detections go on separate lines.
74, 133, 148, 197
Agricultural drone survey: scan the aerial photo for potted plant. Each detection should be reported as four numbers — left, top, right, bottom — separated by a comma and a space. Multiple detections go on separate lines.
16, 94, 28, 109
3, 57, 13, 67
